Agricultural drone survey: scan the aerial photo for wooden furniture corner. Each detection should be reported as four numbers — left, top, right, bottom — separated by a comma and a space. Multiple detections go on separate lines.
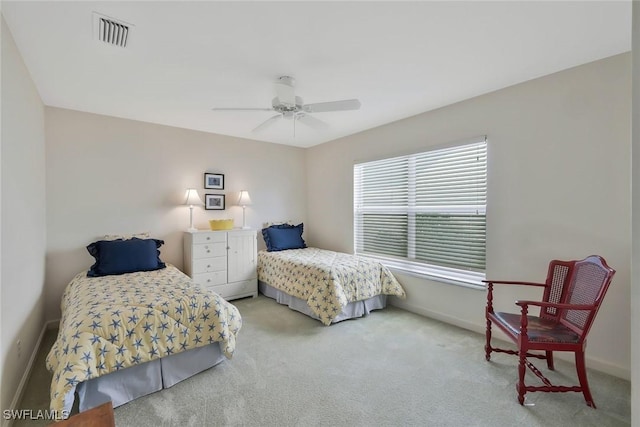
51, 401, 115, 427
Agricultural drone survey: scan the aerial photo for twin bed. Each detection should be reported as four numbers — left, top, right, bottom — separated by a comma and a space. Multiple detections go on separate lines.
47, 227, 404, 414
46, 237, 242, 414
257, 222, 405, 325
258, 247, 405, 325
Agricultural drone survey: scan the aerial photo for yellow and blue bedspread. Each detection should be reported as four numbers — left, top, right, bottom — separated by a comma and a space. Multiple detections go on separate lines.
258, 247, 405, 325
46, 265, 241, 412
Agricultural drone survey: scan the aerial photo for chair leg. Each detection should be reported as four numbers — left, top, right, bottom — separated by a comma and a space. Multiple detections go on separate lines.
485, 318, 493, 361
546, 351, 555, 370
517, 350, 526, 405
575, 350, 596, 408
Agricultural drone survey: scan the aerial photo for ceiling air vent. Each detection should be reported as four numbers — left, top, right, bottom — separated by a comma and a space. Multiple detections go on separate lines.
93, 12, 133, 48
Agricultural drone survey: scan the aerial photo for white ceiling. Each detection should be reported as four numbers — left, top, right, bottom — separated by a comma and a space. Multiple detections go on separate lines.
2, 1, 632, 148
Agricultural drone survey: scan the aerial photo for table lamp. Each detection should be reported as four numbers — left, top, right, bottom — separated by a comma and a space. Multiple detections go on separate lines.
184, 188, 204, 231
237, 190, 252, 229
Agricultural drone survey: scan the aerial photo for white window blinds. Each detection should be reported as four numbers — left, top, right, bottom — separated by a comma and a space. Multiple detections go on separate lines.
354, 138, 487, 285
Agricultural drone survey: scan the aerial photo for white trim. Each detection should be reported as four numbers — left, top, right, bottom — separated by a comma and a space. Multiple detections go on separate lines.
388, 266, 485, 290
390, 299, 485, 333
390, 300, 630, 380
360, 253, 485, 289
4, 320, 58, 427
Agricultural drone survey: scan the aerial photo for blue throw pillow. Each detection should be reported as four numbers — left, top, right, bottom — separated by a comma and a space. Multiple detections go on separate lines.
263, 223, 306, 252
87, 238, 166, 277
261, 223, 297, 250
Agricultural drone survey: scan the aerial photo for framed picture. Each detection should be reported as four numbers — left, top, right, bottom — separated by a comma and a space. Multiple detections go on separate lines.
204, 173, 224, 190
205, 194, 225, 210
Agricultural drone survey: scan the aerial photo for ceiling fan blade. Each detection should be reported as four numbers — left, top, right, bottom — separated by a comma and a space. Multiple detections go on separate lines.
297, 114, 329, 130
274, 76, 296, 106
303, 99, 361, 113
252, 114, 282, 132
212, 107, 274, 111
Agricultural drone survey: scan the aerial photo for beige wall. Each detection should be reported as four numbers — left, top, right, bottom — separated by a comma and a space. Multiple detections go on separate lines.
44, 108, 306, 320
631, 1, 639, 422
1, 16, 46, 414
306, 53, 632, 379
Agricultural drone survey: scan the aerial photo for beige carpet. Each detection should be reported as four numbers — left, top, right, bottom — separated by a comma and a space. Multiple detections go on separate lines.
16, 295, 630, 426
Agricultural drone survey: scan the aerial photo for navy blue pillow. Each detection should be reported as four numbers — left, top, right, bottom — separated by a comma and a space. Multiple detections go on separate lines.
261, 223, 296, 250
263, 223, 306, 252
87, 238, 166, 277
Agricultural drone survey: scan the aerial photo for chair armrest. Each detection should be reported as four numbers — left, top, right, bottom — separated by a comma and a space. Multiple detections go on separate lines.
515, 300, 594, 311
484, 280, 547, 315
483, 280, 547, 287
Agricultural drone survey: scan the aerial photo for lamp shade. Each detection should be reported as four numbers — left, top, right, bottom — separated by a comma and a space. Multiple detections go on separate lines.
184, 188, 204, 206
237, 190, 252, 206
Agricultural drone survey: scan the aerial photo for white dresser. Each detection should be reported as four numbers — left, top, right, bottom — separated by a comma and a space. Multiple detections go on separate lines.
183, 229, 257, 300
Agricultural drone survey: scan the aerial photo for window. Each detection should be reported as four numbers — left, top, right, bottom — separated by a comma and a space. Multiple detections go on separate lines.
354, 138, 487, 288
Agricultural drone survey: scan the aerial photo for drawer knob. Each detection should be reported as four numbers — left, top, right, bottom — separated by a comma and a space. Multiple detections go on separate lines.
206, 237, 211, 240
207, 265, 211, 268
207, 250, 211, 253
207, 279, 211, 283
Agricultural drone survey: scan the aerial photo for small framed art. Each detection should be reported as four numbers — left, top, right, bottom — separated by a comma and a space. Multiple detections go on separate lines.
204, 173, 224, 190
205, 194, 225, 210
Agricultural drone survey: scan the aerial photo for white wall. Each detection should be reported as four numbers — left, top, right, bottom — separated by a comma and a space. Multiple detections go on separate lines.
306, 53, 631, 379
0, 15, 46, 414
44, 108, 306, 320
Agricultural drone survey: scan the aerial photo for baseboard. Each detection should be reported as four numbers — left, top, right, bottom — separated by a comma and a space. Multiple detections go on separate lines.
4, 320, 59, 427
390, 299, 486, 335
389, 299, 631, 380
585, 355, 631, 380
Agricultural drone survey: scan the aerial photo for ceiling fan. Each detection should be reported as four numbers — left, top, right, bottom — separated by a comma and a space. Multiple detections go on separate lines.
211, 76, 361, 135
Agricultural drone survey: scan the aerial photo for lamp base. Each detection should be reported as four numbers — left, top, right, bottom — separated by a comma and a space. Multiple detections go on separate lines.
187, 227, 198, 232
241, 205, 250, 230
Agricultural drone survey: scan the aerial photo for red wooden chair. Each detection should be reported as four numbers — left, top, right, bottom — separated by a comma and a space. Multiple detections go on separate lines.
484, 255, 615, 407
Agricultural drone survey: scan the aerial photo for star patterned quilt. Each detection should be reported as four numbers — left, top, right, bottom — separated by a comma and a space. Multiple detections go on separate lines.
257, 247, 405, 325
46, 265, 242, 412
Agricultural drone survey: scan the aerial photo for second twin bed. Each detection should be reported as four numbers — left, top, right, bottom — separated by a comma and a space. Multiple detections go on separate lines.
258, 247, 406, 325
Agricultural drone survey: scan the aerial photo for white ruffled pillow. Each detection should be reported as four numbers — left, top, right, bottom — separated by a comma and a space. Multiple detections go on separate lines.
102, 232, 150, 241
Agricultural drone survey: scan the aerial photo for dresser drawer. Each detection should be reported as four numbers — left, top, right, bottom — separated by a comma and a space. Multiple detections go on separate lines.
192, 242, 226, 259
193, 232, 226, 244
192, 271, 227, 287
208, 279, 257, 300
193, 257, 226, 274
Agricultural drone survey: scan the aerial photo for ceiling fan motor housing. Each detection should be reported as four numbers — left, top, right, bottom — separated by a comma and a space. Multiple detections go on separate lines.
277, 75, 295, 86
272, 96, 304, 113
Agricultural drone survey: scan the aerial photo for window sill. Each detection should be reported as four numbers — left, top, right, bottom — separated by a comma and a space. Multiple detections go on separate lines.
359, 254, 486, 290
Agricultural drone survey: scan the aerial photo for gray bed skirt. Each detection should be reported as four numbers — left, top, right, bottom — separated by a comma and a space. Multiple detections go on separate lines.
258, 280, 387, 323
75, 343, 225, 412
